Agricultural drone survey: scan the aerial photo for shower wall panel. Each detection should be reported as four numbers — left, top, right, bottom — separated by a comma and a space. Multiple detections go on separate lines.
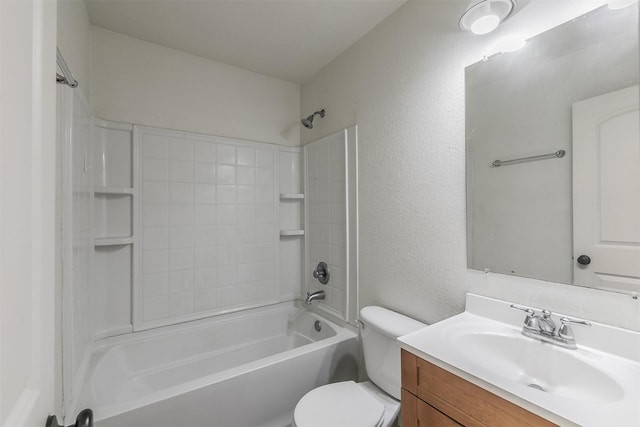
279, 148, 304, 300
59, 85, 93, 417
92, 120, 134, 340
304, 126, 358, 324
306, 131, 348, 319
137, 127, 279, 330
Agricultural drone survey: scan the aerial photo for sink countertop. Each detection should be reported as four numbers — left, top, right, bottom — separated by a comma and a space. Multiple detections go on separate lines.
398, 293, 640, 427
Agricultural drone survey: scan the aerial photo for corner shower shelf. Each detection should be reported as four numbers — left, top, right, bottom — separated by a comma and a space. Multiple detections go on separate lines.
95, 237, 134, 247
280, 193, 304, 200
280, 229, 305, 236
95, 186, 134, 195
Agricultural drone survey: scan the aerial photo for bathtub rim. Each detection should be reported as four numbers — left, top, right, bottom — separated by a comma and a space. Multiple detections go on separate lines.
77, 301, 358, 422
92, 300, 356, 348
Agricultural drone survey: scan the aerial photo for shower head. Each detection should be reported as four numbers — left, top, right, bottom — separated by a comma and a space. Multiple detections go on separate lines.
301, 116, 314, 129
301, 109, 325, 129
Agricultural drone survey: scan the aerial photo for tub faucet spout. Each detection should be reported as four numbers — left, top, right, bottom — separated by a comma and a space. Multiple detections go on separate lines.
305, 290, 325, 304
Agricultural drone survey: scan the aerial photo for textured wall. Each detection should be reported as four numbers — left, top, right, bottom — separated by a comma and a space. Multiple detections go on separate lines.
91, 27, 301, 146
301, 1, 640, 331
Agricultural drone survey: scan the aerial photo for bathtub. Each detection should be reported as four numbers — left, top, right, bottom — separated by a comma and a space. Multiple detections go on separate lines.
76, 302, 358, 427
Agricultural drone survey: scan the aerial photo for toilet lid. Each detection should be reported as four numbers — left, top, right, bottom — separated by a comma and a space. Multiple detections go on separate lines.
293, 381, 385, 427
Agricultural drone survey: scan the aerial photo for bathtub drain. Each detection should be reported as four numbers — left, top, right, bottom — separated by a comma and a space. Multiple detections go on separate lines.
314, 320, 322, 332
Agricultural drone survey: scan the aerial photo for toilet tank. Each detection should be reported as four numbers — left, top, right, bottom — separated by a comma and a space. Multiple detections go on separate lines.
360, 306, 426, 400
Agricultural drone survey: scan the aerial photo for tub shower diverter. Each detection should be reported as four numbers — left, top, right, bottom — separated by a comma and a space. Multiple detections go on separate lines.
312, 261, 330, 284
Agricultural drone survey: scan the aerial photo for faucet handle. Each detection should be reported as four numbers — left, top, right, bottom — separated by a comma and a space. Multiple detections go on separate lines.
510, 304, 534, 315
510, 304, 537, 330
312, 262, 330, 285
558, 317, 591, 340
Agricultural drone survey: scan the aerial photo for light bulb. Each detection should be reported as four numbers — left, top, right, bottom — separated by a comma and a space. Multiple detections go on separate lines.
471, 14, 501, 35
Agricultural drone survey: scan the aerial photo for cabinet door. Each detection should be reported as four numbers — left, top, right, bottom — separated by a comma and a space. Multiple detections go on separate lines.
402, 389, 461, 427
417, 397, 462, 426
401, 350, 556, 427
415, 357, 556, 427
401, 388, 418, 427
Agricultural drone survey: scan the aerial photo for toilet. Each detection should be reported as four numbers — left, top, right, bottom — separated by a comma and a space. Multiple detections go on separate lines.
293, 306, 426, 427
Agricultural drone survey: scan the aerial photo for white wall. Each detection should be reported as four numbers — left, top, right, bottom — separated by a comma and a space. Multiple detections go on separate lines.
91, 27, 301, 146
1, 0, 57, 424
301, 1, 640, 331
57, 0, 91, 99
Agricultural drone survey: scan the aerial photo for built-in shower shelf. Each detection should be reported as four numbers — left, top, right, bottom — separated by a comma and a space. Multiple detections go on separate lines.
280, 229, 305, 236
95, 237, 134, 247
95, 186, 134, 195
280, 193, 304, 200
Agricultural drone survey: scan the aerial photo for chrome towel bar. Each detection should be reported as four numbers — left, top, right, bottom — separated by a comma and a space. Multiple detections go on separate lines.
492, 149, 566, 167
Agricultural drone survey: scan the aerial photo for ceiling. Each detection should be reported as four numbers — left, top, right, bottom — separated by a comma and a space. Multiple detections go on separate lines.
86, 0, 406, 84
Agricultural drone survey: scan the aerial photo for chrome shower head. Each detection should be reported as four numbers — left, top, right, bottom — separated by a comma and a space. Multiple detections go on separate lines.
302, 116, 314, 129
301, 109, 325, 129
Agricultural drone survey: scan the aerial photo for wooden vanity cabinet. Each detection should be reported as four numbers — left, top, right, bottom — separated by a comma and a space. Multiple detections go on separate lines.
400, 350, 557, 427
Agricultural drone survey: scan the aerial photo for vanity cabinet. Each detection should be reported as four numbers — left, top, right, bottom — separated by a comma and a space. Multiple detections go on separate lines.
400, 350, 557, 427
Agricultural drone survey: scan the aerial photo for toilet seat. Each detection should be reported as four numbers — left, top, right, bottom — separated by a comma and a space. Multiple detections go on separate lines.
293, 381, 385, 427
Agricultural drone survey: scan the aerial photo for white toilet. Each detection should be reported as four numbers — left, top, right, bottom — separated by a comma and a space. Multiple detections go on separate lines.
293, 306, 426, 427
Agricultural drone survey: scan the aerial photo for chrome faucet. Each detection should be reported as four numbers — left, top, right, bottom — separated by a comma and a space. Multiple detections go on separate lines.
305, 290, 326, 304
510, 304, 591, 350
537, 309, 556, 335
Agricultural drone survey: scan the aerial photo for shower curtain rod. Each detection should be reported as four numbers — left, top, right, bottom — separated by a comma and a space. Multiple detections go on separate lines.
56, 48, 78, 88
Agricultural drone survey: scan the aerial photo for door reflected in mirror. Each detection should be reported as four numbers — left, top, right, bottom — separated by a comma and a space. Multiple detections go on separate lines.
465, 4, 639, 294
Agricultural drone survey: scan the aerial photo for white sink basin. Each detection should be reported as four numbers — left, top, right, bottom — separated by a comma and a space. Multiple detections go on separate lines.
452, 332, 624, 404
398, 294, 640, 427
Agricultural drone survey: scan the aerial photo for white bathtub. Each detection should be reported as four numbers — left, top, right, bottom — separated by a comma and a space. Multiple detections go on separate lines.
76, 302, 358, 427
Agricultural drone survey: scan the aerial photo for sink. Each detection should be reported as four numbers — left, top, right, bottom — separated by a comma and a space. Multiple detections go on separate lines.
451, 332, 624, 404
398, 293, 640, 427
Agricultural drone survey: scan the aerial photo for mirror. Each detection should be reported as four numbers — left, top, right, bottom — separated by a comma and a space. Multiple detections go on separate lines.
466, 5, 639, 290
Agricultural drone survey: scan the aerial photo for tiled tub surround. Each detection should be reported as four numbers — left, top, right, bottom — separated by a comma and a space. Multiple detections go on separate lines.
138, 126, 280, 329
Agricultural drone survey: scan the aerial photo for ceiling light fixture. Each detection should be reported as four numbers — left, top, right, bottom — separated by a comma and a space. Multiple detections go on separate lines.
460, 0, 516, 35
